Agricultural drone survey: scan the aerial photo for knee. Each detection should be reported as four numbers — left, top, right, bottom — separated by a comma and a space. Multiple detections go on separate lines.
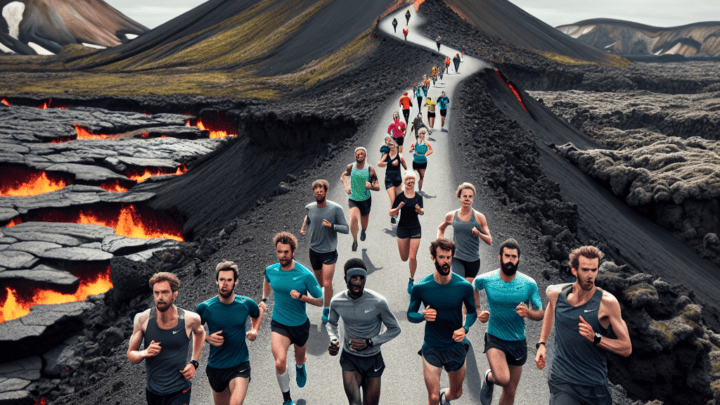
495, 374, 511, 387
449, 386, 463, 399
428, 393, 440, 403
323, 276, 333, 288
409, 252, 417, 261
275, 359, 286, 374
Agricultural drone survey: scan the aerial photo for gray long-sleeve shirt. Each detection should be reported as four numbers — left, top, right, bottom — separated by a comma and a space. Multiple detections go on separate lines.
326, 289, 401, 357
305, 200, 349, 253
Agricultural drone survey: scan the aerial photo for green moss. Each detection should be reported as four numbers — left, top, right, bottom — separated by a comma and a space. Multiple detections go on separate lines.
650, 320, 675, 344
538, 51, 631, 67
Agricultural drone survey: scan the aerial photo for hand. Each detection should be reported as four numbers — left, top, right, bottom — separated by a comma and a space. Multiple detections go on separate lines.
350, 339, 369, 352
144, 340, 162, 357
452, 327, 466, 342
345, 186, 352, 194
258, 301, 267, 312
516, 302, 529, 318
246, 329, 258, 341
535, 345, 546, 370
423, 305, 437, 322
300, 228, 306, 236
471, 227, 479, 236
477, 311, 490, 323
207, 330, 224, 347
397, 201, 406, 209
328, 340, 340, 356
578, 316, 595, 342
415, 204, 422, 214
365, 181, 372, 189
290, 290, 302, 300
322, 219, 332, 228
180, 363, 196, 380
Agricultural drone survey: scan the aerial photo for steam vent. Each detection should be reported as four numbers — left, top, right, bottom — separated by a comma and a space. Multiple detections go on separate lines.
0, 100, 238, 363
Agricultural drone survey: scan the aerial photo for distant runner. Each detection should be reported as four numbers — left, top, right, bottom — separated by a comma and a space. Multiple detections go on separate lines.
127, 272, 205, 405
436, 91, 450, 130
436, 36, 442, 53
260, 232, 323, 405
300, 179, 349, 323
535, 246, 632, 405
403, 27, 408, 41
380, 136, 392, 156
408, 239, 477, 405
413, 83, 423, 111
392, 18, 398, 33
411, 112, 426, 141
422, 76, 430, 97
378, 139, 407, 224
399, 92, 413, 124
439, 65, 445, 83
197, 262, 265, 405
387, 111, 407, 153
341, 147, 380, 251
445, 57, 451, 74
474, 239, 544, 405
431, 66, 438, 85
453, 53, 461, 74
461, 45, 467, 61
327, 258, 402, 405
409, 128, 433, 192
389, 171, 424, 294
425, 97, 436, 133
405, 10, 411, 25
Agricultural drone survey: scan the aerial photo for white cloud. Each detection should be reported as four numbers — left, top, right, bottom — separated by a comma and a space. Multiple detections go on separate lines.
2, 1, 25, 39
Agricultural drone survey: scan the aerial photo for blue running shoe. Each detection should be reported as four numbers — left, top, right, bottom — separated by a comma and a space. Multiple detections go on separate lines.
480, 369, 493, 405
407, 278, 414, 294
322, 307, 330, 323
282, 401, 295, 405
296, 364, 307, 388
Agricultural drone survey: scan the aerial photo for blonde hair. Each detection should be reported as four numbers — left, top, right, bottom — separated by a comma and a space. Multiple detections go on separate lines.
455, 182, 476, 198
404, 170, 417, 181
215, 261, 239, 281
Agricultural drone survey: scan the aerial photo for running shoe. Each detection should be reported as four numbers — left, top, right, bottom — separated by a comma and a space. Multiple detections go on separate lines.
296, 364, 307, 388
391, 216, 397, 224
360, 229, 367, 241
480, 369, 493, 405
407, 278, 414, 294
352, 240, 358, 251
322, 307, 329, 323
440, 389, 450, 405
282, 401, 295, 405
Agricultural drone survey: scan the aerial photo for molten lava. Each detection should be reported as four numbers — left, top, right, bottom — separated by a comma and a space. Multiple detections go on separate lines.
413, 0, 425, 11
0, 166, 71, 197
26, 204, 184, 241
74, 125, 120, 140
1, 98, 9, 106
185, 113, 237, 139
127, 164, 188, 183
495, 70, 528, 113
0, 266, 112, 324
99, 180, 130, 193
5, 217, 22, 227
38, 99, 67, 109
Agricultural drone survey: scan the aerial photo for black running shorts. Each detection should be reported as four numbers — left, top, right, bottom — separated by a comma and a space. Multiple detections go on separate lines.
146, 388, 191, 405
206, 362, 251, 393
452, 257, 481, 279
483, 333, 527, 367
419, 343, 467, 372
348, 198, 372, 217
396, 225, 421, 239
440, 109, 447, 117
548, 376, 612, 405
271, 319, 311, 347
393, 136, 405, 146
309, 249, 338, 270
339, 350, 385, 378
412, 161, 427, 171
427, 112, 436, 118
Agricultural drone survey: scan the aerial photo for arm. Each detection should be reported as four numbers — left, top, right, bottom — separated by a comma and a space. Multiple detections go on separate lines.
333, 206, 349, 234
415, 195, 424, 216
377, 154, 388, 168
587, 293, 632, 357
390, 197, 404, 217
325, 301, 341, 342
437, 211, 454, 239
259, 279, 272, 313
180, 312, 205, 380
367, 166, 380, 191
400, 156, 407, 170
407, 287, 425, 323
374, 298, 401, 345
536, 284, 565, 370
292, 274, 323, 307
127, 311, 154, 364
473, 212, 493, 245
462, 285, 477, 331
425, 142, 433, 157
300, 215, 308, 236
341, 164, 353, 194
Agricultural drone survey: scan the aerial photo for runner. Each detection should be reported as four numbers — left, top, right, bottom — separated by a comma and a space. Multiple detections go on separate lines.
410, 112, 426, 141
422, 76, 430, 96
405, 9, 411, 25
380, 136, 392, 156
453, 53, 461, 74
474, 239, 544, 405
327, 258, 402, 405
535, 246, 632, 405
387, 111, 407, 153
461, 45, 466, 61
403, 27, 408, 41
425, 97, 436, 133
260, 232, 324, 405
445, 57, 451, 74
435, 36, 442, 53
431, 66, 438, 86
389, 171, 424, 293
399, 92, 413, 125
436, 91, 450, 131
341, 147, 380, 251
392, 17, 398, 33
439, 65, 445, 83
413, 83, 423, 110
196, 262, 265, 405
127, 272, 205, 405
408, 238, 477, 405
378, 139, 407, 224
300, 179, 349, 323
409, 128, 433, 192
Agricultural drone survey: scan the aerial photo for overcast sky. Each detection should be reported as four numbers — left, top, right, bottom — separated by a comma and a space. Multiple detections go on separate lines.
106, 0, 720, 30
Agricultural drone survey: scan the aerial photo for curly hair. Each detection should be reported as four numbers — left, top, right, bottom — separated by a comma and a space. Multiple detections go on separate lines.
312, 179, 329, 191
569, 246, 604, 269
430, 238, 456, 259
149, 272, 180, 292
273, 232, 298, 253
455, 182, 476, 198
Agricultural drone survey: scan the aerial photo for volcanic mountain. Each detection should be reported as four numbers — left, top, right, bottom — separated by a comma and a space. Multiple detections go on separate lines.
0, 0, 148, 55
557, 19, 720, 58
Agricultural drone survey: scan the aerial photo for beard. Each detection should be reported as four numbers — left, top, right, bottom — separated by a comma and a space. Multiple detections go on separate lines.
280, 257, 292, 267
219, 288, 234, 299
315, 196, 326, 205
501, 261, 518, 277
347, 283, 364, 299
579, 278, 595, 291
156, 297, 174, 312
434, 261, 451, 276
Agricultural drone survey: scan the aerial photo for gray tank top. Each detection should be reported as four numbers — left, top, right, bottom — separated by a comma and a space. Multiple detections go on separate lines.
144, 307, 191, 395
549, 286, 608, 387
452, 210, 480, 262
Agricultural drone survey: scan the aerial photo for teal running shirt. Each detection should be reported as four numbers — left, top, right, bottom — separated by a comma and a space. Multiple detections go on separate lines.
474, 270, 542, 341
196, 295, 259, 368
350, 163, 371, 202
265, 261, 322, 326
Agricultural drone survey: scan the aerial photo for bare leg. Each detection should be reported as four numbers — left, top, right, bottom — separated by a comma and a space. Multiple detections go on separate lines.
349, 207, 360, 242
422, 356, 442, 405
360, 214, 370, 232
313, 269, 324, 288
416, 168, 426, 191
386, 186, 396, 209
271, 332, 293, 374
408, 238, 420, 279
499, 366, 523, 405
228, 377, 250, 405
363, 377, 382, 405
397, 238, 410, 262
342, 370, 363, 405
486, 348, 511, 387
445, 362, 467, 401
212, 385, 230, 405
321, 262, 335, 308
441, 116, 446, 128
294, 342, 308, 367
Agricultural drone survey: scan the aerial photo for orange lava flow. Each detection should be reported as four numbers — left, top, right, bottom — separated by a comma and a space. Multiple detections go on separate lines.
5, 217, 22, 227
99, 180, 130, 193
0, 167, 70, 197
0, 267, 112, 324
127, 164, 188, 183
495, 70, 528, 113
38, 99, 67, 109
74, 125, 120, 140
78, 206, 184, 241
1, 98, 9, 106
413, 0, 425, 11
186, 119, 237, 138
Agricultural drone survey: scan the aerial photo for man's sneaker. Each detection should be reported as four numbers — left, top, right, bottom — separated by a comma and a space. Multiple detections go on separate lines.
391, 216, 396, 224
480, 369, 493, 405
440, 389, 450, 405
296, 364, 307, 388
282, 401, 296, 405
407, 278, 414, 294
322, 307, 330, 323
360, 229, 367, 241
352, 240, 358, 251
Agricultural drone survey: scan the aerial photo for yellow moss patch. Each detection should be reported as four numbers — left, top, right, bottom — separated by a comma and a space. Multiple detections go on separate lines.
650, 320, 675, 344
538, 51, 631, 67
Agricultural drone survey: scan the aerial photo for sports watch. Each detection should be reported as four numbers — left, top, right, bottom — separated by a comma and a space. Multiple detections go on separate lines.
593, 332, 602, 345
536, 341, 545, 349
189, 360, 199, 370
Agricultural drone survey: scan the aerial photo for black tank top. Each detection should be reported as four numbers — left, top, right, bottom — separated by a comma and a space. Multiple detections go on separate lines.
386, 153, 401, 174
144, 307, 191, 395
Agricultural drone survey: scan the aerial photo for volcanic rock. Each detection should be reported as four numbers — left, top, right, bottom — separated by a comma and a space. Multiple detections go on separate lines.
44, 163, 127, 182
0, 389, 34, 404
109, 257, 154, 306
37, 247, 113, 262
0, 378, 31, 393
0, 251, 37, 269
3, 222, 114, 242
124, 245, 179, 262
2, 231, 83, 247
0, 358, 41, 383
5, 241, 61, 256
101, 235, 174, 255
0, 267, 78, 288
42, 336, 82, 377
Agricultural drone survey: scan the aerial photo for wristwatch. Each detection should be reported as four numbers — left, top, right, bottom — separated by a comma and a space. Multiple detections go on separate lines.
189, 360, 199, 370
593, 332, 602, 345
366, 338, 374, 348
536, 341, 545, 349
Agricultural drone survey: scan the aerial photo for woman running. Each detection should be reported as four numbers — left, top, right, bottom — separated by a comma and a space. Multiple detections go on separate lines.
410, 112, 426, 141
387, 111, 407, 153
409, 128, 433, 192
389, 171, 424, 294
413, 84, 423, 113
425, 97, 436, 132
377, 139, 407, 224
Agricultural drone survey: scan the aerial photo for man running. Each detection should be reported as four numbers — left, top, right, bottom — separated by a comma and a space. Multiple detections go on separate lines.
436, 92, 450, 130
405, 9, 411, 25
327, 258, 402, 405
411, 112, 426, 141
435, 36, 442, 53
453, 53, 461, 74
260, 232, 324, 405
425, 97, 436, 133
300, 179, 349, 323
408, 238, 477, 405
445, 57, 451, 74
399, 92, 413, 124
413, 83, 423, 109
127, 272, 205, 405
341, 147, 380, 251
535, 246, 632, 405
197, 262, 264, 405
392, 17, 398, 33
474, 239, 544, 405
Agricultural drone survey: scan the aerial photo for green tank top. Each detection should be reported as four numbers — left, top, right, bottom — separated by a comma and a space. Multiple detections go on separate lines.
350, 163, 371, 202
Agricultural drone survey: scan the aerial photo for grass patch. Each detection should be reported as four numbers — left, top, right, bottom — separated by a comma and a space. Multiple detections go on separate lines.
538, 51, 631, 67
